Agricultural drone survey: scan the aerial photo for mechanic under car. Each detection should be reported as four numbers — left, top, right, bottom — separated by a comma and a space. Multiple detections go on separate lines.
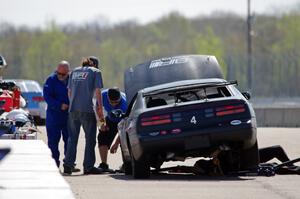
156, 145, 300, 176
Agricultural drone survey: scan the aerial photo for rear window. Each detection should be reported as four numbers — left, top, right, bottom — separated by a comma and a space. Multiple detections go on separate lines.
15, 82, 26, 92
15, 81, 42, 92
145, 86, 231, 108
25, 81, 42, 92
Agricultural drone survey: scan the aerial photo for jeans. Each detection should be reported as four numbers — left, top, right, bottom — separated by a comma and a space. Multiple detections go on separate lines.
64, 111, 97, 171
46, 123, 68, 167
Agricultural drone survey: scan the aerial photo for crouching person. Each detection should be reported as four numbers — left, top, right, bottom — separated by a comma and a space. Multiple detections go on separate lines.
98, 87, 127, 172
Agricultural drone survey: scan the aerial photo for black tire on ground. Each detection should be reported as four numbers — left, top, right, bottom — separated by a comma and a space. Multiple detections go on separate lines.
121, 148, 132, 175
34, 117, 45, 125
130, 149, 150, 179
240, 141, 260, 170
219, 150, 241, 174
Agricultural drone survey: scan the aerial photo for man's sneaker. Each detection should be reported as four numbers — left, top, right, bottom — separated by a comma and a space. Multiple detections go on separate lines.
63, 165, 72, 175
98, 162, 116, 173
72, 166, 81, 173
84, 167, 104, 175
115, 164, 125, 173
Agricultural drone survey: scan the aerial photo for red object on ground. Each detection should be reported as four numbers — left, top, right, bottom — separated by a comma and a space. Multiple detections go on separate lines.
0, 90, 14, 112
12, 87, 21, 109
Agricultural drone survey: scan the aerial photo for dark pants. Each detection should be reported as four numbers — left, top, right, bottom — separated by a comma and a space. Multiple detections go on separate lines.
259, 145, 290, 163
64, 111, 97, 171
46, 123, 68, 167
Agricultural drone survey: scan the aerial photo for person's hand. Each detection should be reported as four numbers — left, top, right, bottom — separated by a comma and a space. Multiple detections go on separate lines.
97, 107, 104, 120
110, 143, 119, 154
61, 103, 69, 111
100, 123, 109, 132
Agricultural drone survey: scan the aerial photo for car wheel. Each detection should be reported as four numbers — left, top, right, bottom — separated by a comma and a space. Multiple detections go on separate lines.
240, 140, 259, 170
121, 148, 132, 175
130, 149, 150, 179
219, 150, 241, 174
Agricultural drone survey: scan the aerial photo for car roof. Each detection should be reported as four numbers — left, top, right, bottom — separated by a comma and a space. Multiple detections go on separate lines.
141, 78, 227, 95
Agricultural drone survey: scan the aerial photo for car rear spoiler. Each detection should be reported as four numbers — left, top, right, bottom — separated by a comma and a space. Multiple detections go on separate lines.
143, 80, 238, 97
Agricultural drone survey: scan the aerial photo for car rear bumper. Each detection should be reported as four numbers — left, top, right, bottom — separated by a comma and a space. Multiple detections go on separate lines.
135, 122, 257, 157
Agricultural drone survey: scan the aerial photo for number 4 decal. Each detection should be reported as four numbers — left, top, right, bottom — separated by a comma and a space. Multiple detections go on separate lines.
190, 116, 197, 124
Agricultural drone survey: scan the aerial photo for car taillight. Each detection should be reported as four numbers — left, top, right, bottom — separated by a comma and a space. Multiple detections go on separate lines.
215, 104, 245, 116
32, 96, 44, 102
141, 114, 172, 126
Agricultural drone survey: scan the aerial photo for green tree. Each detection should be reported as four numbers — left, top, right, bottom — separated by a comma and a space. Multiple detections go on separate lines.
23, 22, 70, 83
194, 26, 226, 75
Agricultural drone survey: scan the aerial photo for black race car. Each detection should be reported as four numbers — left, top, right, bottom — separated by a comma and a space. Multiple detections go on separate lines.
117, 55, 259, 178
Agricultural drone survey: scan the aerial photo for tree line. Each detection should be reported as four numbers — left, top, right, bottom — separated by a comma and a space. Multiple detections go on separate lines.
0, 7, 299, 97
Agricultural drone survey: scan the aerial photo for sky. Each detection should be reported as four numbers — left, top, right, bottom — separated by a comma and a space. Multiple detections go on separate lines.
0, 0, 299, 27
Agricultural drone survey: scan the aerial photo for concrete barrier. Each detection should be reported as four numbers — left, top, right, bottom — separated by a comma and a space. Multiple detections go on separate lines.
0, 140, 74, 199
252, 99, 300, 127
254, 107, 300, 127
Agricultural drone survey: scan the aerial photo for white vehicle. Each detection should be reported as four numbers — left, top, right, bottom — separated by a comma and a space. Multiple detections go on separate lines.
5, 79, 46, 124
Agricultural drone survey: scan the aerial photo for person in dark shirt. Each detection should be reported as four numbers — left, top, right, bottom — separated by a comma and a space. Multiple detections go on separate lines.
63, 56, 105, 175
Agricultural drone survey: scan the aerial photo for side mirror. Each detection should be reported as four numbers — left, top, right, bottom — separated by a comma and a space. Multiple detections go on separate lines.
242, 91, 251, 100
110, 109, 125, 119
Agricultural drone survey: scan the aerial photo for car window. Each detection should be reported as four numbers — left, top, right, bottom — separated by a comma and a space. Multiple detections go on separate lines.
145, 86, 231, 108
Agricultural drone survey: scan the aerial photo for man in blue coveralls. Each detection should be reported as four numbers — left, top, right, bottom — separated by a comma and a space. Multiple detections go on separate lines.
98, 87, 127, 172
43, 61, 79, 172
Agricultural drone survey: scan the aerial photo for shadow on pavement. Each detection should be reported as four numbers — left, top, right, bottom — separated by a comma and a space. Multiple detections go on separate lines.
109, 172, 254, 181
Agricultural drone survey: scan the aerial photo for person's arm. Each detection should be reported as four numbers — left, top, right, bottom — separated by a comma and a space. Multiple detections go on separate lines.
110, 136, 120, 154
95, 88, 105, 122
43, 77, 63, 111
94, 69, 105, 122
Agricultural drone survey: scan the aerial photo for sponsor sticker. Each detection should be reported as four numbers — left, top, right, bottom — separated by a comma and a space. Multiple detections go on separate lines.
230, 120, 242, 126
149, 132, 160, 136
149, 56, 188, 69
171, 128, 182, 134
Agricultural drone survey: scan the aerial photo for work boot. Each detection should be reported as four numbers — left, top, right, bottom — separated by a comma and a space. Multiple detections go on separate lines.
63, 165, 72, 175
72, 166, 81, 173
98, 162, 116, 173
84, 167, 104, 175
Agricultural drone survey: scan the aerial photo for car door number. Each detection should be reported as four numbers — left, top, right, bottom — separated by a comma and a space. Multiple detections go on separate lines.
190, 116, 197, 124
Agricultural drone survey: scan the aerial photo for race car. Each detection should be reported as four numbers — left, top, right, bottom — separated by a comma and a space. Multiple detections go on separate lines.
117, 55, 259, 178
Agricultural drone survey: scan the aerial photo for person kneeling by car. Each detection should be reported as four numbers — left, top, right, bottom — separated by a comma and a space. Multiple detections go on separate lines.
97, 87, 127, 172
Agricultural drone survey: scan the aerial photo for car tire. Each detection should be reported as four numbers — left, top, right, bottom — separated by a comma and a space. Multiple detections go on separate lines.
130, 149, 150, 179
121, 148, 132, 175
240, 141, 260, 170
219, 150, 241, 174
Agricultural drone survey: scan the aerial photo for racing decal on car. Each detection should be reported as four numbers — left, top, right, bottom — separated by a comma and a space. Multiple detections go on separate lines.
149, 56, 189, 69
72, 72, 89, 80
230, 120, 242, 126
171, 128, 182, 134
149, 132, 160, 136
190, 116, 197, 124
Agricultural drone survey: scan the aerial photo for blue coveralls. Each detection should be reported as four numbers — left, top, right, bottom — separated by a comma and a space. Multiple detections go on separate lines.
43, 73, 69, 167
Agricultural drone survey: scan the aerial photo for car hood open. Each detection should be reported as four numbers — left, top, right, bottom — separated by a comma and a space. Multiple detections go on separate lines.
124, 55, 223, 104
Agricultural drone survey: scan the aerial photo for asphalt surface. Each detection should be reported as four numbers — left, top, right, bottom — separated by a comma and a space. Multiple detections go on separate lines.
38, 127, 300, 199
